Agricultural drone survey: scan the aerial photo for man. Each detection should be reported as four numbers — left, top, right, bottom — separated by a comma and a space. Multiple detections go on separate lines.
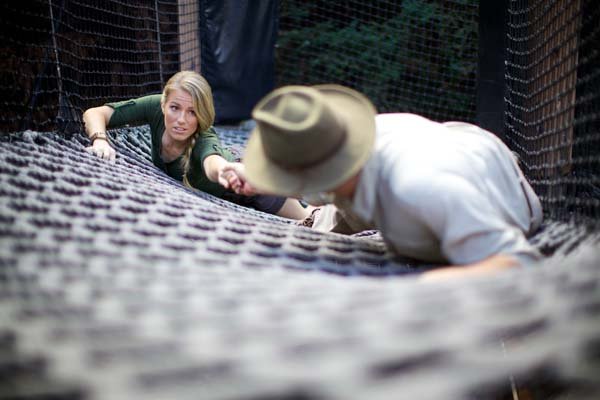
239, 84, 543, 278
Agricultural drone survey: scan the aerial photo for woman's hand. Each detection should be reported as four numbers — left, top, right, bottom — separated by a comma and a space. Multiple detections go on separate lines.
85, 139, 116, 161
83, 106, 116, 161
218, 162, 256, 196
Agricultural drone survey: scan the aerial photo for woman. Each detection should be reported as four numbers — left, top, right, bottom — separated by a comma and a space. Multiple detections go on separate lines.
82, 70, 309, 219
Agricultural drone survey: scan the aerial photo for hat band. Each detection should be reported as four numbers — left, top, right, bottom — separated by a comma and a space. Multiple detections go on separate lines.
275, 128, 348, 172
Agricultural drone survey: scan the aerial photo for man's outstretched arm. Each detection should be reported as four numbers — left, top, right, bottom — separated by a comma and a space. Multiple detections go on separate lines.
421, 254, 521, 281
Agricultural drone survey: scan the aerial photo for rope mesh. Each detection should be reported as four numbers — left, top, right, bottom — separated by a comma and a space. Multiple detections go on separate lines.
1, 128, 599, 399
1, 2, 600, 398
0, 0, 197, 134
505, 0, 600, 225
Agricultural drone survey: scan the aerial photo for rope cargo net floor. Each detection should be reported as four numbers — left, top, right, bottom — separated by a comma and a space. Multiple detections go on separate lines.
1, 126, 599, 400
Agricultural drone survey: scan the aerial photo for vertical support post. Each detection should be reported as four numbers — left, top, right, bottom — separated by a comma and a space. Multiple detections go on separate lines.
154, 0, 164, 83
178, 0, 200, 73
476, 0, 508, 140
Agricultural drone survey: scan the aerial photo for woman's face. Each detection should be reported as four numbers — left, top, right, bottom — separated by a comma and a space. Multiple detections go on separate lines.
162, 88, 198, 142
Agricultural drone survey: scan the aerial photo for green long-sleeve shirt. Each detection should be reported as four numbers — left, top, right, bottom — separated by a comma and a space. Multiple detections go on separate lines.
107, 94, 234, 197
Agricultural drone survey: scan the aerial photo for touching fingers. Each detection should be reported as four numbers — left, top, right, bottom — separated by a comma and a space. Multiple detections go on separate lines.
218, 163, 253, 195
227, 175, 242, 192
217, 170, 230, 188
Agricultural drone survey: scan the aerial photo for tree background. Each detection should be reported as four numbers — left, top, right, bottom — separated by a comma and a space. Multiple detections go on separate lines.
275, 0, 479, 122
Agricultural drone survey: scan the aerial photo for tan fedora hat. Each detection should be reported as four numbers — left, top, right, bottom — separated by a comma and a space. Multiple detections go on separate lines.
244, 84, 376, 196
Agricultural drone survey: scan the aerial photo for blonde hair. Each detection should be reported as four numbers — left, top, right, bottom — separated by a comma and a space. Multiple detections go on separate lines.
161, 71, 215, 184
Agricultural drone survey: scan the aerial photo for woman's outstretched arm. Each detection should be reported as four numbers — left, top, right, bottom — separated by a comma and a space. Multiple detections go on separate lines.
421, 254, 521, 281
215, 160, 312, 220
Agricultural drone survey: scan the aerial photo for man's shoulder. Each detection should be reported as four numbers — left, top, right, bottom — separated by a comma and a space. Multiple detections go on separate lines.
375, 113, 438, 130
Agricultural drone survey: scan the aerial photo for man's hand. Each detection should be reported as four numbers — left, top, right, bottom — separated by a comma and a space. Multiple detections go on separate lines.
85, 140, 116, 161
218, 162, 256, 196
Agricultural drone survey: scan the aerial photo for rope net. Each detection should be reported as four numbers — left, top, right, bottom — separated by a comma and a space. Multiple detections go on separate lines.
1, 1, 600, 399
505, 0, 600, 225
1, 127, 599, 399
0, 0, 198, 134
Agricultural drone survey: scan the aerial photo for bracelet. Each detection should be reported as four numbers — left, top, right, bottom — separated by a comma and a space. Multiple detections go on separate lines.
90, 132, 108, 143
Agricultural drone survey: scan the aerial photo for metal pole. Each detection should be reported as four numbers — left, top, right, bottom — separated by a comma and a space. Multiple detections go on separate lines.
154, 0, 165, 84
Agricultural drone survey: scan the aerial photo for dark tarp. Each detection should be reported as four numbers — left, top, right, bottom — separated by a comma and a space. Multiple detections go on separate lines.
199, 0, 278, 123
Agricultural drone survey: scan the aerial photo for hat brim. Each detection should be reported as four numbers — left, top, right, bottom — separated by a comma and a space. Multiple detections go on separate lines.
243, 85, 376, 197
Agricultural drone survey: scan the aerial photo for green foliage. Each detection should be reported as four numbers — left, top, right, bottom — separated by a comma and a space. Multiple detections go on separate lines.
276, 0, 478, 121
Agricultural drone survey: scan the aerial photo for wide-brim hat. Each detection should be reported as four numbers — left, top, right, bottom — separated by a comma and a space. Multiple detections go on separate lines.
244, 84, 376, 197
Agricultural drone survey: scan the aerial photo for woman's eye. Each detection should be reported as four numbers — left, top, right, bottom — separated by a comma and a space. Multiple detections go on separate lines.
170, 105, 178, 111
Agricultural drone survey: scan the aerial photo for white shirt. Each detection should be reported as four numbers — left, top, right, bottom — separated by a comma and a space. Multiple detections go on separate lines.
349, 113, 543, 265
